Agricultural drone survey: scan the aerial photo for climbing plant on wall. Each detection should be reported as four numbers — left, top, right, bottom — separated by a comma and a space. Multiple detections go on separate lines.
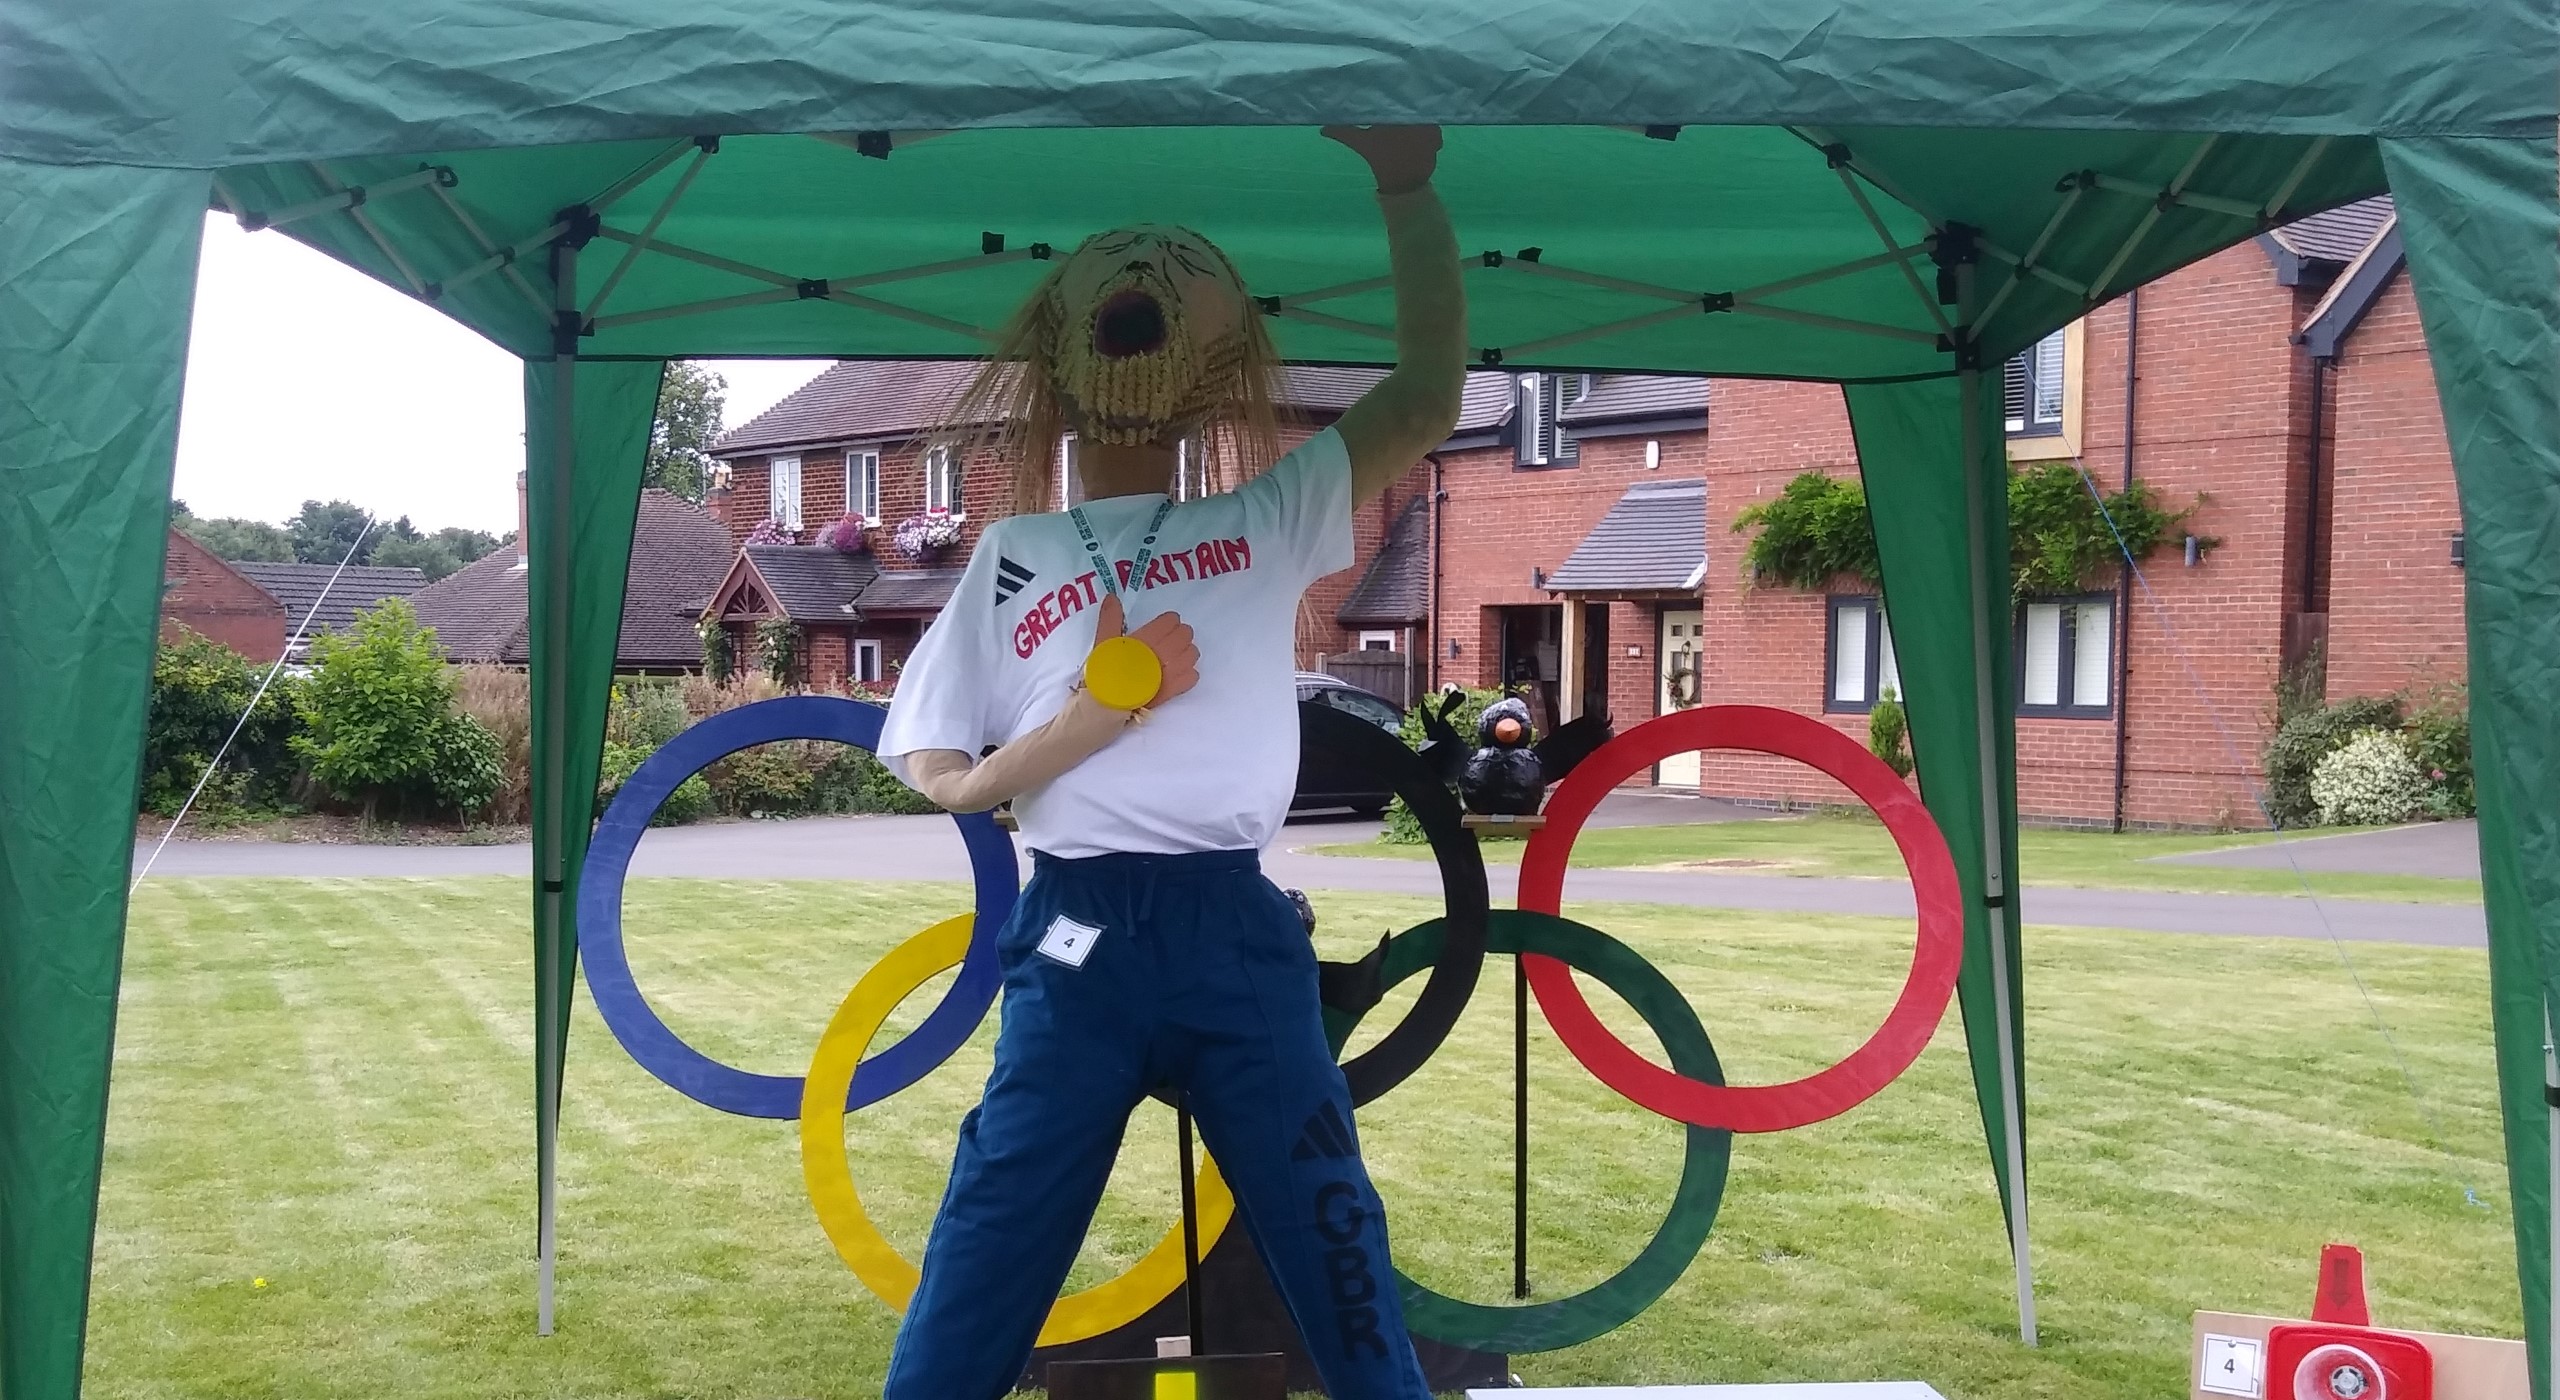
1734, 464, 2212, 594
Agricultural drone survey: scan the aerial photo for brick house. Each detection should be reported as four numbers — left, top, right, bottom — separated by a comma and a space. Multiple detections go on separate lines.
159, 529, 425, 663
1412, 197, 2456, 827
703, 361, 1435, 692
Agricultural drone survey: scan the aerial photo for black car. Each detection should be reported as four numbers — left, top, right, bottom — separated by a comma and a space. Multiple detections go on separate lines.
1293, 672, 1406, 816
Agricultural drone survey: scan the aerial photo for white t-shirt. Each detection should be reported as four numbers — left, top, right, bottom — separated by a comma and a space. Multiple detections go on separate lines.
878, 427, 1355, 858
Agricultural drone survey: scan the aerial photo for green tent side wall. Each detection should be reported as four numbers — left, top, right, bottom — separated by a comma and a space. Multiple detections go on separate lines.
0, 156, 212, 1400
2378, 131, 2560, 1384
1847, 366, 2029, 1318
519, 297, 662, 1334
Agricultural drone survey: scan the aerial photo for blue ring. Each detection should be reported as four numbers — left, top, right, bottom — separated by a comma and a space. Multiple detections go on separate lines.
576, 695, 1016, 1119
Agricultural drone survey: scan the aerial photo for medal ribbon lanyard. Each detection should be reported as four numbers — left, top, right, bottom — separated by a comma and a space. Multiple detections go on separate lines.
1068, 498, 1176, 603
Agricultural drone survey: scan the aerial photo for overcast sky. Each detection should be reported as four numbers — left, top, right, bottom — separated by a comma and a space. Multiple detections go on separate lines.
172, 215, 833, 535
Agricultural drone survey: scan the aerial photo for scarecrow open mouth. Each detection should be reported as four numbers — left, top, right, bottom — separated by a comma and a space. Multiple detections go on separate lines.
1092, 289, 1168, 359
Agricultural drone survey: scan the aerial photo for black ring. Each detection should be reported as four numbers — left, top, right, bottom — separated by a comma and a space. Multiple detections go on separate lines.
1297, 702, 1487, 1105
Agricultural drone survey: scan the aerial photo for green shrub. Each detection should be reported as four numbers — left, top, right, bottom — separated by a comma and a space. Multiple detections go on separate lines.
1868, 686, 1914, 778
607, 680, 693, 749
2406, 693, 2474, 819
597, 740, 712, 826
2263, 693, 2405, 828
2310, 729, 2427, 826
423, 713, 504, 820
291, 600, 487, 821
707, 744, 814, 817
143, 628, 302, 815
2006, 462, 2207, 598
1382, 685, 1511, 844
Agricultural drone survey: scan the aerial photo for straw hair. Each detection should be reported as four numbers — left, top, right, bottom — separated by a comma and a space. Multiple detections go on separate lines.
935, 230, 1285, 516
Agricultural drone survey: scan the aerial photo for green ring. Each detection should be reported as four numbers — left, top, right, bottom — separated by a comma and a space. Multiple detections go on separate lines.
1325, 909, 1731, 1354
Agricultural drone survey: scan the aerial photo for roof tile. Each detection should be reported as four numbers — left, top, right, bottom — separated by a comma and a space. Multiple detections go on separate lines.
1337, 496, 1431, 624
228, 561, 425, 638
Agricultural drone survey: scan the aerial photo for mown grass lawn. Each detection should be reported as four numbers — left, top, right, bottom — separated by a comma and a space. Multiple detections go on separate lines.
94, 876, 2511, 1399
1311, 812, 2482, 905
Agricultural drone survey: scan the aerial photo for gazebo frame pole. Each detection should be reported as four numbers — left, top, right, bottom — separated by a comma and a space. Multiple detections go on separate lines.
535, 236, 581, 1338
1955, 262, 2037, 1347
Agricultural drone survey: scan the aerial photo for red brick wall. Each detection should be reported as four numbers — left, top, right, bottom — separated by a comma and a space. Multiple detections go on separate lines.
160, 529, 288, 662
2322, 276, 2467, 702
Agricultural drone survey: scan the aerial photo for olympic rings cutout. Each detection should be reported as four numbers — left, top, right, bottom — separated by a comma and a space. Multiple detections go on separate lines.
1518, 705, 1963, 1135
798, 915, 1237, 1346
1327, 910, 1730, 1355
577, 695, 1018, 1119
1297, 703, 1490, 1106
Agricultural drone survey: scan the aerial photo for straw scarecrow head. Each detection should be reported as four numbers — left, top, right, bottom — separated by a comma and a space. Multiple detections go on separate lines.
945, 224, 1282, 512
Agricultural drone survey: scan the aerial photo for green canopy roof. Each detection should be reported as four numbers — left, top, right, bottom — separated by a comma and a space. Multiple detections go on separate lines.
6, 5, 2560, 1399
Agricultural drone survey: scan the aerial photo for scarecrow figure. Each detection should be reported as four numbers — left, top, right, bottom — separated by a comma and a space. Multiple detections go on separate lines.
876, 125, 1462, 1400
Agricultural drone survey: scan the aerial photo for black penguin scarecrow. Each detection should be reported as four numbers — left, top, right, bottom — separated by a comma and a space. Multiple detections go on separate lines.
1419, 691, 1612, 816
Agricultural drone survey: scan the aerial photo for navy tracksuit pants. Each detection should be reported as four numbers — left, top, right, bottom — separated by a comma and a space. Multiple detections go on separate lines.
883, 849, 1431, 1400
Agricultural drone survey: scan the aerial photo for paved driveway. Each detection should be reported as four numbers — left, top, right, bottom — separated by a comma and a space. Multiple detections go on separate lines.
133, 804, 2485, 947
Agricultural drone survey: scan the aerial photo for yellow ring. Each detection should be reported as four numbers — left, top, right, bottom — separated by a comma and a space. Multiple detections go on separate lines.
799, 915, 1234, 1346
1082, 635, 1164, 711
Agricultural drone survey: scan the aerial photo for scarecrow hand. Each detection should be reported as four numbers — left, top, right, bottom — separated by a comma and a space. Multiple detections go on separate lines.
1323, 124, 1442, 195
1093, 594, 1200, 706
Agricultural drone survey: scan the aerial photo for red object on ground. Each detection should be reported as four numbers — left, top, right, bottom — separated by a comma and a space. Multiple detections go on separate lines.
2267, 1324, 2432, 1400
1516, 704, 1964, 1134
2314, 1243, 2373, 1326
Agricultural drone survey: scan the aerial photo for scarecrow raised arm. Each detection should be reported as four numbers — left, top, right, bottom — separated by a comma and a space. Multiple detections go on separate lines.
1323, 125, 1469, 505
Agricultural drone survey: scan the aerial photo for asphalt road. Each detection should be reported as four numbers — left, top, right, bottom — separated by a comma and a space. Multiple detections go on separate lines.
132, 804, 2486, 948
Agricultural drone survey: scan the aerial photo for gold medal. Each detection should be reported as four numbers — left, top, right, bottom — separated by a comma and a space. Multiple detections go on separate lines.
1083, 635, 1164, 711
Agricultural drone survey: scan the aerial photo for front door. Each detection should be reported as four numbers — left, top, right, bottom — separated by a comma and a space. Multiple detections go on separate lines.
1656, 608, 1703, 787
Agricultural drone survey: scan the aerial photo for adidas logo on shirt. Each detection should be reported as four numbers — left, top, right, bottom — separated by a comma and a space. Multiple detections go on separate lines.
1291, 1102, 1359, 1161
992, 556, 1035, 606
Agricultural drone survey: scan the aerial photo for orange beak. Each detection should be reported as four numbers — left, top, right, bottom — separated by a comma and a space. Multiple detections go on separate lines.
1493, 717, 1525, 745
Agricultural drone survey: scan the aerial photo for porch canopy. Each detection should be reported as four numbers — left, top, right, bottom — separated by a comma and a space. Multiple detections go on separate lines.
6, 3, 2557, 1397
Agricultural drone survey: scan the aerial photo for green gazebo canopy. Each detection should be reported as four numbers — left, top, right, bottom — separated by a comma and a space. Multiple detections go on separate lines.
5, 4, 2556, 1398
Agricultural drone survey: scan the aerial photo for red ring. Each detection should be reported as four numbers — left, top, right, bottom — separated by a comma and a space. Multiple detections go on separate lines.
1517, 705, 1964, 1134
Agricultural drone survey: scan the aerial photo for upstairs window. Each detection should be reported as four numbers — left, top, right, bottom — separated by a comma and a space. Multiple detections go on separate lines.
768, 455, 803, 529
1174, 436, 1212, 500
1515, 373, 1587, 468
2017, 593, 2113, 718
1057, 435, 1086, 509
849, 450, 882, 524
2003, 331, 2066, 437
924, 446, 963, 517
1825, 594, 1901, 713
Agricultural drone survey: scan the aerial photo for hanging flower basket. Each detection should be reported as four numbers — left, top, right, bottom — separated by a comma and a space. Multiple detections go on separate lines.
817, 515, 870, 553
892, 512, 963, 563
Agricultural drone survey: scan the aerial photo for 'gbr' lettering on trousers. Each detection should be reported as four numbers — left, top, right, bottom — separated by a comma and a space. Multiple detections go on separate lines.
1313, 1181, 1389, 1360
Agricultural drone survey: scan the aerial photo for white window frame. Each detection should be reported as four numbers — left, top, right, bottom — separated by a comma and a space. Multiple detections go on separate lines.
849, 449, 882, 525
1357, 630, 1398, 652
768, 455, 803, 529
852, 638, 884, 686
924, 446, 964, 517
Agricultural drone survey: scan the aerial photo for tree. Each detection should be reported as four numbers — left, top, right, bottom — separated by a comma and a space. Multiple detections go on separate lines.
179, 515, 294, 563
289, 599, 500, 822
368, 526, 505, 582
647, 361, 728, 501
288, 499, 379, 565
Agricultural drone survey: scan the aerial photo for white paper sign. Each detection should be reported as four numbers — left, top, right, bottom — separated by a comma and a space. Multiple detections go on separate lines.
1037, 914, 1102, 968
2200, 1334, 2265, 1398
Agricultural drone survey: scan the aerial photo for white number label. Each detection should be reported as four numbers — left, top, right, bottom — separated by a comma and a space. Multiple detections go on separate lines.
2200, 1334, 2264, 1398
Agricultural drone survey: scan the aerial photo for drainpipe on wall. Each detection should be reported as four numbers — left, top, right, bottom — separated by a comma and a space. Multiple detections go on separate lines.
1427, 452, 1446, 693
2111, 289, 2140, 833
